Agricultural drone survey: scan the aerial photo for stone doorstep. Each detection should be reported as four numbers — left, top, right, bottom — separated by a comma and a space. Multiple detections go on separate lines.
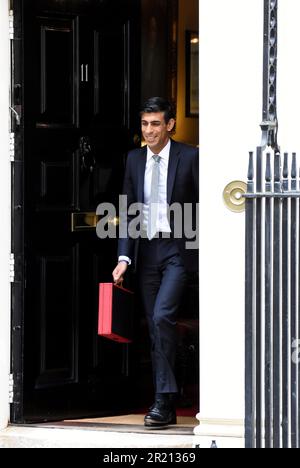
0, 426, 197, 449
0, 426, 245, 448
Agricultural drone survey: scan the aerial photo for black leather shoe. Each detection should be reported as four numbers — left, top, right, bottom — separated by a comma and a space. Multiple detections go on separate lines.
144, 399, 177, 428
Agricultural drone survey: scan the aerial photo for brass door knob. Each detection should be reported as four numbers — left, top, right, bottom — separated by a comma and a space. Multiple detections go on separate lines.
223, 181, 247, 213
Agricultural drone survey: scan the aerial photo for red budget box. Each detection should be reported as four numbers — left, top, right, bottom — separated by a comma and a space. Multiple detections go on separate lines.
98, 283, 134, 343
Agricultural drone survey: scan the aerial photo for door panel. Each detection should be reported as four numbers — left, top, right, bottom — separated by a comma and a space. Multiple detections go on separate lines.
39, 156, 78, 209
19, 0, 141, 422
37, 17, 79, 128
36, 250, 79, 388
80, 20, 131, 129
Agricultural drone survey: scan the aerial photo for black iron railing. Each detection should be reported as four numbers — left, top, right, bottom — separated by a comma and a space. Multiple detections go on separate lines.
245, 0, 300, 448
245, 150, 300, 448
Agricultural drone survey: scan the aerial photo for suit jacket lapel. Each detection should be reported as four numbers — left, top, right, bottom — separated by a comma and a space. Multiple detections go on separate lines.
167, 140, 181, 204
137, 146, 147, 203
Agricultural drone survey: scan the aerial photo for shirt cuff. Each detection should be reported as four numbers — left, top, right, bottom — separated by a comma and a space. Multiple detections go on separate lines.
118, 256, 132, 266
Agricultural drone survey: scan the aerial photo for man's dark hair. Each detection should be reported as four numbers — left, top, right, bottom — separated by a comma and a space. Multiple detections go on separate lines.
141, 97, 176, 124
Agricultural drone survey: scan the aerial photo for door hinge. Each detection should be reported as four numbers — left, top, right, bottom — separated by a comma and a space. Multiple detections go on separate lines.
10, 253, 15, 283
9, 10, 14, 40
10, 132, 15, 162
9, 374, 14, 404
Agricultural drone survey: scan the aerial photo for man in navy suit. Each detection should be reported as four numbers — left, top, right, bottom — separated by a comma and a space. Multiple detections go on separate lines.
113, 97, 199, 428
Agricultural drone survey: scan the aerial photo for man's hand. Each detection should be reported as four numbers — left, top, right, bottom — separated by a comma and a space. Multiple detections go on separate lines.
112, 261, 128, 285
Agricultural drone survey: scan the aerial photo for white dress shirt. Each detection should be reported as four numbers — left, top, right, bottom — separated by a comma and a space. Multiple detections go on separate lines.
142, 140, 172, 234
119, 139, 172, 266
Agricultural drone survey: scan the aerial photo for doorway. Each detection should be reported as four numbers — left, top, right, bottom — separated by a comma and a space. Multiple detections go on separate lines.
10, 0, 199, 425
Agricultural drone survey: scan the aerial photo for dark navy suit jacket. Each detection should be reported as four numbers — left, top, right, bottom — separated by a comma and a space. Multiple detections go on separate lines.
118, 139, 199, 273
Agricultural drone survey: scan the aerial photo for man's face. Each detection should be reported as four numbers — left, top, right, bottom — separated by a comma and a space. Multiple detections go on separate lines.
141, 112, 175, 153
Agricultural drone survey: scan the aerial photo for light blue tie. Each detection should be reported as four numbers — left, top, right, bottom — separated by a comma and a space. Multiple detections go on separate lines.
147, 155, 161, 240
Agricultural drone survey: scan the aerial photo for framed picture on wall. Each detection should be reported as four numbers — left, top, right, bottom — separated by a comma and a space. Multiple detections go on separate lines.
186, 31, 199, 117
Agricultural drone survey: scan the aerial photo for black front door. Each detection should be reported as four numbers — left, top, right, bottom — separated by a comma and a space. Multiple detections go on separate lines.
11, 0, 141, 423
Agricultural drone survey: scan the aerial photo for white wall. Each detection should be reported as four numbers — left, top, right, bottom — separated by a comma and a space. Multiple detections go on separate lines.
197, 0, 263, 444
0, 0, 11, 430
277, 0, 300, 154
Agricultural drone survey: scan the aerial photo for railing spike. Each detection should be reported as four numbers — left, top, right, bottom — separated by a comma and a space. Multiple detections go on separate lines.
291, 153, 297, 181
274, 150, 281, 183
283, 153, 289, 179
265, 153, 272, 182
248, 152, 254, 181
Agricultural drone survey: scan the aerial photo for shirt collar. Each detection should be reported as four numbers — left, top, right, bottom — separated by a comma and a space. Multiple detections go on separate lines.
147, 139, 171, 162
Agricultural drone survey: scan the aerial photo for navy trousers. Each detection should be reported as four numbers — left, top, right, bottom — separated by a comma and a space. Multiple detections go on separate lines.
137, 237, 187, 394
